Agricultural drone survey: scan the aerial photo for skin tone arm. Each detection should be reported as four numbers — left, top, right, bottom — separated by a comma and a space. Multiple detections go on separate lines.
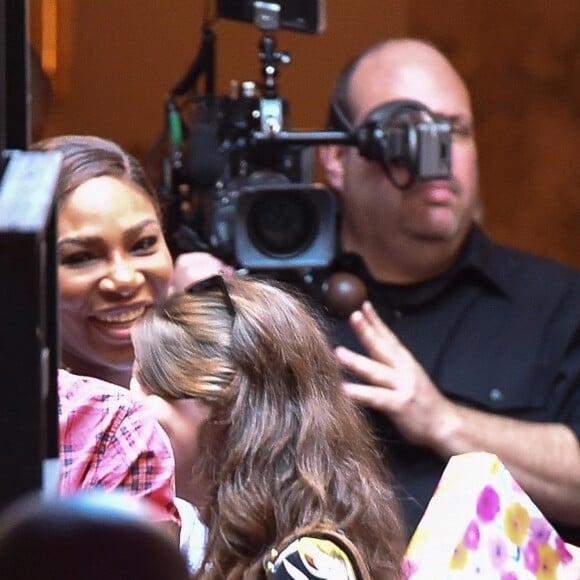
335, 301, 580, 526
169, 252, 234, 294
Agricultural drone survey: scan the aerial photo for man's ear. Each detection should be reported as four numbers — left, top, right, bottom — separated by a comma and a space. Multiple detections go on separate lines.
319, 144, 345, 192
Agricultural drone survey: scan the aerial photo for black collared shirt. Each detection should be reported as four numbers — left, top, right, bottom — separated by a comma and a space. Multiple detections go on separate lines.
324, 225, 580, 543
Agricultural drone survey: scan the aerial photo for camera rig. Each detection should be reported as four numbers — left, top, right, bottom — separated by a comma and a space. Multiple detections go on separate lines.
160, 0, 453, 276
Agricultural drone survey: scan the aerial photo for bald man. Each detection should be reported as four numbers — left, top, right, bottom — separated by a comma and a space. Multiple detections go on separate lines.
318, 39, 580, 543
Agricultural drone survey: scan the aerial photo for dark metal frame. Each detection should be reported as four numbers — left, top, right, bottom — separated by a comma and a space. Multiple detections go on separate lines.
0, 0, 60, 510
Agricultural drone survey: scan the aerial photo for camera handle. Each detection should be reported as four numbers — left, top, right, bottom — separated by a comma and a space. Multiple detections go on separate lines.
256, 34, 291, 136
259, 34, 290, 99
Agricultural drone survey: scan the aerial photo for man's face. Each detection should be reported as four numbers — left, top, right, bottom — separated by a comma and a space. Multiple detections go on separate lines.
325, 46, 480, 253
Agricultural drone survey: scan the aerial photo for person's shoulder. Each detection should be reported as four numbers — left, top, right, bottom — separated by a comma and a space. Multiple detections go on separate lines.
496, 242, 578, 276
57, 369, 166, 454
481, 232, 580, 294
58, 369, 143, 417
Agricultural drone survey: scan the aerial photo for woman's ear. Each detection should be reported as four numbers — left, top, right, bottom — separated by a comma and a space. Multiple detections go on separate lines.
319, 144, 345, 193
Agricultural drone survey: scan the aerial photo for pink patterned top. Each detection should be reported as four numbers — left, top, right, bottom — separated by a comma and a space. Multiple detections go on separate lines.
58, 369, 180, 525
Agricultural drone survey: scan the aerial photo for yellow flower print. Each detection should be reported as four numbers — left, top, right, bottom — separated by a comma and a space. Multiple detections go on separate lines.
449, 541, 469, 570
536, 543, 561, 580
504, 502, 530, 546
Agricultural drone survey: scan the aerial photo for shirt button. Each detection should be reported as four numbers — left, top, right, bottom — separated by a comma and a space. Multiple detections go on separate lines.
489, 388, 504, 402
392, 309, 403, 320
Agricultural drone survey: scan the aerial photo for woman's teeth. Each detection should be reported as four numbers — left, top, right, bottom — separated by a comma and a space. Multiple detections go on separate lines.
94, 306, 146, 324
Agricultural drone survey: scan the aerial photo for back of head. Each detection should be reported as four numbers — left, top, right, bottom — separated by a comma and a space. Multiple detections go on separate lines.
133, 275, 405, 577
330, 38, 472, 126
135, 275, 341, 400
30, 134, 161, 215
0, 491, 190, 580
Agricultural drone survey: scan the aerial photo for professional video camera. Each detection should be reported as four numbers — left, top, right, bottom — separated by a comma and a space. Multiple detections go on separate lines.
161, 0, 453, 277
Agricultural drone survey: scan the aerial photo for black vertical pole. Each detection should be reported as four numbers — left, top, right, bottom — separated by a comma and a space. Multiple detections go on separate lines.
0, 0, 6, 155
4, 0, 29, 150
0, 0, 61, 510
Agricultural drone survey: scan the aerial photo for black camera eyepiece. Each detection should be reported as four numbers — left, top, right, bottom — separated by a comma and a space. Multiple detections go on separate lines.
331, 98, 453, 189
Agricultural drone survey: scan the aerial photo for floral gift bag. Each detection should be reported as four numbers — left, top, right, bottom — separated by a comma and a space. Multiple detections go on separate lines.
402, 452, 580, 579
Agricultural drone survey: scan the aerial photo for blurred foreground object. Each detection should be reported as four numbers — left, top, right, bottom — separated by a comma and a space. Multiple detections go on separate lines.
403, 452, 580, 579
0, 491, 190, 580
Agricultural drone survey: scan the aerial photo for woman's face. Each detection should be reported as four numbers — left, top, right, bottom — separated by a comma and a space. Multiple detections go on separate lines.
57, 175, 172, 380
130, 374, 210, 508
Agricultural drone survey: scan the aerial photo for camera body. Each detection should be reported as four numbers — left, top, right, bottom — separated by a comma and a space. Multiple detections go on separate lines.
178, 81, 339, 270
164, 1, 452, 274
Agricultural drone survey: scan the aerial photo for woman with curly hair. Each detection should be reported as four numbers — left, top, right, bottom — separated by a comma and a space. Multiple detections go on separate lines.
131, 274, 405, 578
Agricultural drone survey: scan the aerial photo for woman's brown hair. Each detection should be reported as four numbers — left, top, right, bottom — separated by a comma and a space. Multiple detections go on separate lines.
133, 276, 405, 579
31, 134, 162, 216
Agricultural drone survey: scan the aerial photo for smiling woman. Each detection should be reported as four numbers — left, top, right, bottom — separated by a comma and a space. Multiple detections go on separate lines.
31, 135, 173, 388
23, 135, 184, 544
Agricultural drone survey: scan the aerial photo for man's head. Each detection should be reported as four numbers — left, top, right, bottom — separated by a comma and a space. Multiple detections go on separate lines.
320, 39, 480, 283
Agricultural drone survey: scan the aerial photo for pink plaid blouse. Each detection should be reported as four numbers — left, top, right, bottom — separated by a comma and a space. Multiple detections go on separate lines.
58, 369, 180, 525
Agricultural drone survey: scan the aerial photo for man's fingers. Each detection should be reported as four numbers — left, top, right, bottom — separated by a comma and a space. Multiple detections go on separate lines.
335, 346, 396, 386
342, 381, 393, 409
349, 305, 400, 364
361, 301, 388, 332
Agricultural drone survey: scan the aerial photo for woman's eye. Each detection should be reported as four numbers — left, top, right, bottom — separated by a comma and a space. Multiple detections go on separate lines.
133, 235, 159, 253
60, 251, 96, 267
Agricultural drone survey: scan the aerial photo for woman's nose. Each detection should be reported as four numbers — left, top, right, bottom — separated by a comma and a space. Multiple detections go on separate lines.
99, 259, 145, 296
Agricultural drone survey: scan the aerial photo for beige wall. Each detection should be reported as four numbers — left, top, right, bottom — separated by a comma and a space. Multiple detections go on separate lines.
32, 0, 580, 268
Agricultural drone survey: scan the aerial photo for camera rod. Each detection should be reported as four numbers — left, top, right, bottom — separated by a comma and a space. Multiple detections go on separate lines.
251, 129, 355, 145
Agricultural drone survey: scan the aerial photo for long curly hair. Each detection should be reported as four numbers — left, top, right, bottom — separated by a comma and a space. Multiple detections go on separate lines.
133, 276, 405, 579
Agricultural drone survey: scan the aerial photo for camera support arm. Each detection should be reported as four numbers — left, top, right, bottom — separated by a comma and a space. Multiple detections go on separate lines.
251, 129, 354, 145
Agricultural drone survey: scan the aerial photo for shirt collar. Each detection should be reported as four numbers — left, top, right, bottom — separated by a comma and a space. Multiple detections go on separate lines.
336, 224, 510, 309
456, 224, 511, 298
